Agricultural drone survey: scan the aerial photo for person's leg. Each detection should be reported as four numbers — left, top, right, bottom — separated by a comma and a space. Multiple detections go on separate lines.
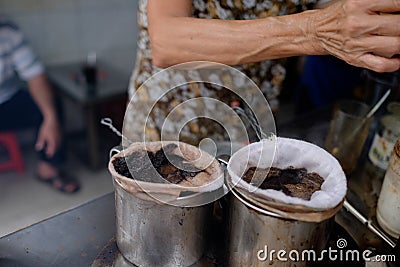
0, 89, 78, 193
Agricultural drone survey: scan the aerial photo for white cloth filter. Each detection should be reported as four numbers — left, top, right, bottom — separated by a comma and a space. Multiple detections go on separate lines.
228, 137, 347, 210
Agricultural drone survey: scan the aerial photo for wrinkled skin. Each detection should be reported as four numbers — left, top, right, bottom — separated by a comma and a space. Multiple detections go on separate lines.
148, 0, 400, 72
312, 0, 400, 72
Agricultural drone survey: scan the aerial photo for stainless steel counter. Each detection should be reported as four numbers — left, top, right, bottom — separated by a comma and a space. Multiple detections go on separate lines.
0, 193, 115, 267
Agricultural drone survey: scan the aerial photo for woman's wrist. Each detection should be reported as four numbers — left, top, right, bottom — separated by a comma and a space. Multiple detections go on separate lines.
255, 10, 326, 60
303, 10, 327, 56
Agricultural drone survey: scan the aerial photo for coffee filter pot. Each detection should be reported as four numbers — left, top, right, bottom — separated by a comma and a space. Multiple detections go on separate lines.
109, 141, 224, 205
227, 137, 347, 221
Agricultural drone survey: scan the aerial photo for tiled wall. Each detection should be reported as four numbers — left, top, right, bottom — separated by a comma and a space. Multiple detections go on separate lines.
0, 0, 138, 77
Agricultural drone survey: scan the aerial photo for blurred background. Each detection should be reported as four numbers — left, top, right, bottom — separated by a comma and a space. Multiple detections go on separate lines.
0, 0, 138, 237
1, 0, 137, 75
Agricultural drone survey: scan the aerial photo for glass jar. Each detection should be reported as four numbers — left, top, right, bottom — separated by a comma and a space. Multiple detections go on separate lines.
363, 70, 399, 108
368, 102, 400, 171
376, 137, 400, 238
362, 102, 400, 205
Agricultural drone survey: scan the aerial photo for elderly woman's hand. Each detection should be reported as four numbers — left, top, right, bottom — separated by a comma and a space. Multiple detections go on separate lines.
147, 0, 400, 72
313, 0, 400, 72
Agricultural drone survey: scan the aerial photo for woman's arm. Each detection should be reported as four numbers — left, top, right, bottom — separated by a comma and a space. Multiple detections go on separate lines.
147, 0, 400, 72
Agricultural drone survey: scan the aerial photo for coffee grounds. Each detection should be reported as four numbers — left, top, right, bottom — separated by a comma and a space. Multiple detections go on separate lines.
242, 166, 324, 200
112, 143, 203, 184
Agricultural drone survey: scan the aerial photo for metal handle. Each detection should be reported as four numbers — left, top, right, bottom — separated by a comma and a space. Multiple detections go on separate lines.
101, 117, 131, 159
100, 118, 132, 144
216, 154, 230, 166
109, 145, 125, 159
343, 199, 396, 248
233, 106, 268, 141
229, 183, 282, 218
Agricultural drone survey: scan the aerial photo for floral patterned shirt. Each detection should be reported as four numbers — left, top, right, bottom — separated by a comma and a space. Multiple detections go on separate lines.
123, 0, 320, 145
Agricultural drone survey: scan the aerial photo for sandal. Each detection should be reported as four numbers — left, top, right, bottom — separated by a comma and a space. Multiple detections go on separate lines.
36, 174, 80, 193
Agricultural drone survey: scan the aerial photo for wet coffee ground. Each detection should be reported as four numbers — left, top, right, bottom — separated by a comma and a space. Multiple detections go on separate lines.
112, 144, 203, 184
242, 167, 324, 200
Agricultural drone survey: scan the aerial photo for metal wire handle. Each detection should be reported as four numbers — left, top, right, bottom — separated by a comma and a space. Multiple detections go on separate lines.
343, 199, 396, 248
100, 118, 132, 144
233, 106, 269, 141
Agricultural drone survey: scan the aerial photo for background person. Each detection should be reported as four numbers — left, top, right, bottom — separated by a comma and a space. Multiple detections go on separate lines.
0, 18, 79, 193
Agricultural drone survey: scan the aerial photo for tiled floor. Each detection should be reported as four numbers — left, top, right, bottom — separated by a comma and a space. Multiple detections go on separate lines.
0, 136, 114, 238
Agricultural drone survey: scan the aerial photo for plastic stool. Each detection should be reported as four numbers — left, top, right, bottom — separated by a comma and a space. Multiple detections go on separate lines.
0, 132, 25, 173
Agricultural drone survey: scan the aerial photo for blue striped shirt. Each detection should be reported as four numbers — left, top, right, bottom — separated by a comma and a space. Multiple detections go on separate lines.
0, 19, 44, 104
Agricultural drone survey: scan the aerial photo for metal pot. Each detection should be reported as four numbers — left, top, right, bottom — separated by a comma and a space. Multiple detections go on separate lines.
224, 138, 347, 266
227, 187, 334, 267
113, 177, 211, 267
109, 144, 220, 267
